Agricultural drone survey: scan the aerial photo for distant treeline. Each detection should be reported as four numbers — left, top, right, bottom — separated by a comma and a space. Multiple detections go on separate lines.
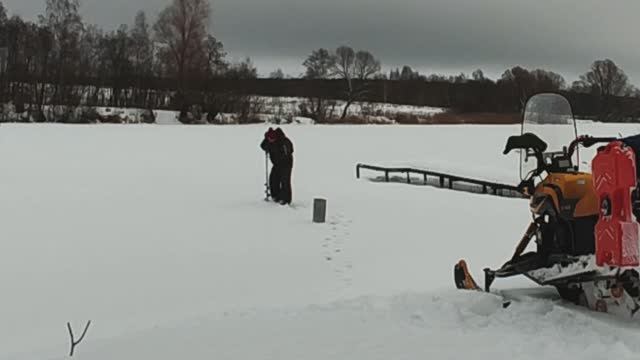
3, 75, 640, 118
1, 0, 639, 123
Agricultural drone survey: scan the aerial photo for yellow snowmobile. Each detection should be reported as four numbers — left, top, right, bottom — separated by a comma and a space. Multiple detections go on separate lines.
455, 93, 640, 317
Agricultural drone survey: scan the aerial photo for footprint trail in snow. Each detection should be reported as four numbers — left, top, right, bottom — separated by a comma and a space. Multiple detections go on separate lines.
322, 213, 354, 290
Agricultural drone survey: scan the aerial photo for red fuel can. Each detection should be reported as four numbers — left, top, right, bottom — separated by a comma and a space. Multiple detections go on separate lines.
592, 141, 639, 267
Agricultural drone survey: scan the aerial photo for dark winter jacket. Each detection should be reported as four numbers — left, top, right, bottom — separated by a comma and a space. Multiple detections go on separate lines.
261, 136, 294, 167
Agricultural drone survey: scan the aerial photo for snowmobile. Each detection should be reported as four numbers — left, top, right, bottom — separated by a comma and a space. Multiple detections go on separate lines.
455, 92, 640, 318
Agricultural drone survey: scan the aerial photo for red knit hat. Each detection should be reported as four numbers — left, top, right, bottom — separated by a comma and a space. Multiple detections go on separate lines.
266, 128, 277, 142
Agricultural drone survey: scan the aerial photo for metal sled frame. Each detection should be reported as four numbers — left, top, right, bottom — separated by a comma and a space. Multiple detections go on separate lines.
356, 163, 524, 198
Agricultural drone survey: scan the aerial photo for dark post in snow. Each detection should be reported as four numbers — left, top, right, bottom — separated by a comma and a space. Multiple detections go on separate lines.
313, 198, 327, 223
67, 320, 91, 357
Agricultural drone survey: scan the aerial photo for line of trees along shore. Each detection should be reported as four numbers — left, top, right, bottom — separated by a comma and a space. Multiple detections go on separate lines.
1, 0, 639, 123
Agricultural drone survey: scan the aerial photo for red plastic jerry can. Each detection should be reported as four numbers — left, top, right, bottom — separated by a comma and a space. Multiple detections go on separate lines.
592, 141, 639, 267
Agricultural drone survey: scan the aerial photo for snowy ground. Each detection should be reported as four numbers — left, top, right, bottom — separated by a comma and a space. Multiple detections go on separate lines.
2, 122, 640, 360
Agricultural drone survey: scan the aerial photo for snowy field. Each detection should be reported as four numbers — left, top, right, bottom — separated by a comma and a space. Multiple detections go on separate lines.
2, 122, 640, 360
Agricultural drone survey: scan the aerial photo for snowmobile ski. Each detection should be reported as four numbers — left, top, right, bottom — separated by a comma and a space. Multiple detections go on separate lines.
454, 259, 512, 308
454, 260, 480, 291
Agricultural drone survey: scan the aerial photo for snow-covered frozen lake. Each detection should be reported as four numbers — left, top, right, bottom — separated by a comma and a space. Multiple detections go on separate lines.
2, 122, 640, 359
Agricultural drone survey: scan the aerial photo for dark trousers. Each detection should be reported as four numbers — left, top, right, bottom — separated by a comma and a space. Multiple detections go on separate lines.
269, 161, 293, 203
269, 165, 282, 200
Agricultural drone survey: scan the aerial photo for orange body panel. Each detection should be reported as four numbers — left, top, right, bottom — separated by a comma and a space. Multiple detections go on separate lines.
533, 172, 599, 218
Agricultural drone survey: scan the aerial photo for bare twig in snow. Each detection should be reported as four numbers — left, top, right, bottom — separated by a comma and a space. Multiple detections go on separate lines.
67, 320, 91, 357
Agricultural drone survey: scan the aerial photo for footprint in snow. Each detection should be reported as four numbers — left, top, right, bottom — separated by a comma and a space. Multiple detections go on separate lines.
321, 213, 355, 290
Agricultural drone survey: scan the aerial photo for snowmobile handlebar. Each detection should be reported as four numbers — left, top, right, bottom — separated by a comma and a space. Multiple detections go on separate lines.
503, 132, 547, 178
503, 133, 548, 156
505, 134, 620, 196
567, 136, 618, 158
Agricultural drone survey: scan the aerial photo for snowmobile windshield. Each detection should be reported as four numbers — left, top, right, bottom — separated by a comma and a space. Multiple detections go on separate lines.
520, 93, 578, 180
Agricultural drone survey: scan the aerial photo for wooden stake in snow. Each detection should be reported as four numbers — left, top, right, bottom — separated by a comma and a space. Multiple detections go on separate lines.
313, 198, 327, 223
67, 320, 91, 357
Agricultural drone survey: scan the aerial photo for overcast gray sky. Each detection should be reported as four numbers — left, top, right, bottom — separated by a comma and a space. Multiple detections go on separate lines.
3, 0, 640, 84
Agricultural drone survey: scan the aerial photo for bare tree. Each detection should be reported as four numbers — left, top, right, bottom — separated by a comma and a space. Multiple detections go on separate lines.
472, 69, 485, 81
269, 68, 285, 79
331, 46, 381, 120
578, 59, 631, 97
388, 66, 424, 80
301, 46, 380, 121
153, 0, 211, 100
570, 80, 591, 94
225, 57, 257, 79
302, 48, 333, 79
0, 1, 7, 24
398, 65, 422, 80
101, 25, 133, 107
131, 11, 153, 77
450, 72, 468, 83
354, 51, 381, 80
0, 2, 7, 91
500, 67, 531, 110
498, 66, 564, 111
400, 66, 412, 80
301, 48, 337, 121
130, 11, 153, 106
2, 16, 28, 108
74, 24, 103, 107
200, 35, 228, 123
78, 25, 101, 78
427, 74, 447, 82
27, 23, 54, 117
332, 46, 355, 80
531, 69, 565, 90
574, 59, 632, 120
42, 0, 84, 110
204, 35, 226, 77
389, 68, 399, 80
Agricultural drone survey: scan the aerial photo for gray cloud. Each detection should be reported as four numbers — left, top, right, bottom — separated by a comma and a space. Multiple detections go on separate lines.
3, 0, 640, 83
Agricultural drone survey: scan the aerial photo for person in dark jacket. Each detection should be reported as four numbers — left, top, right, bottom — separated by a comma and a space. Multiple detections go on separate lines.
274, 128, 294, 204
260, 127, 294, 204
261, 128, 280, 201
